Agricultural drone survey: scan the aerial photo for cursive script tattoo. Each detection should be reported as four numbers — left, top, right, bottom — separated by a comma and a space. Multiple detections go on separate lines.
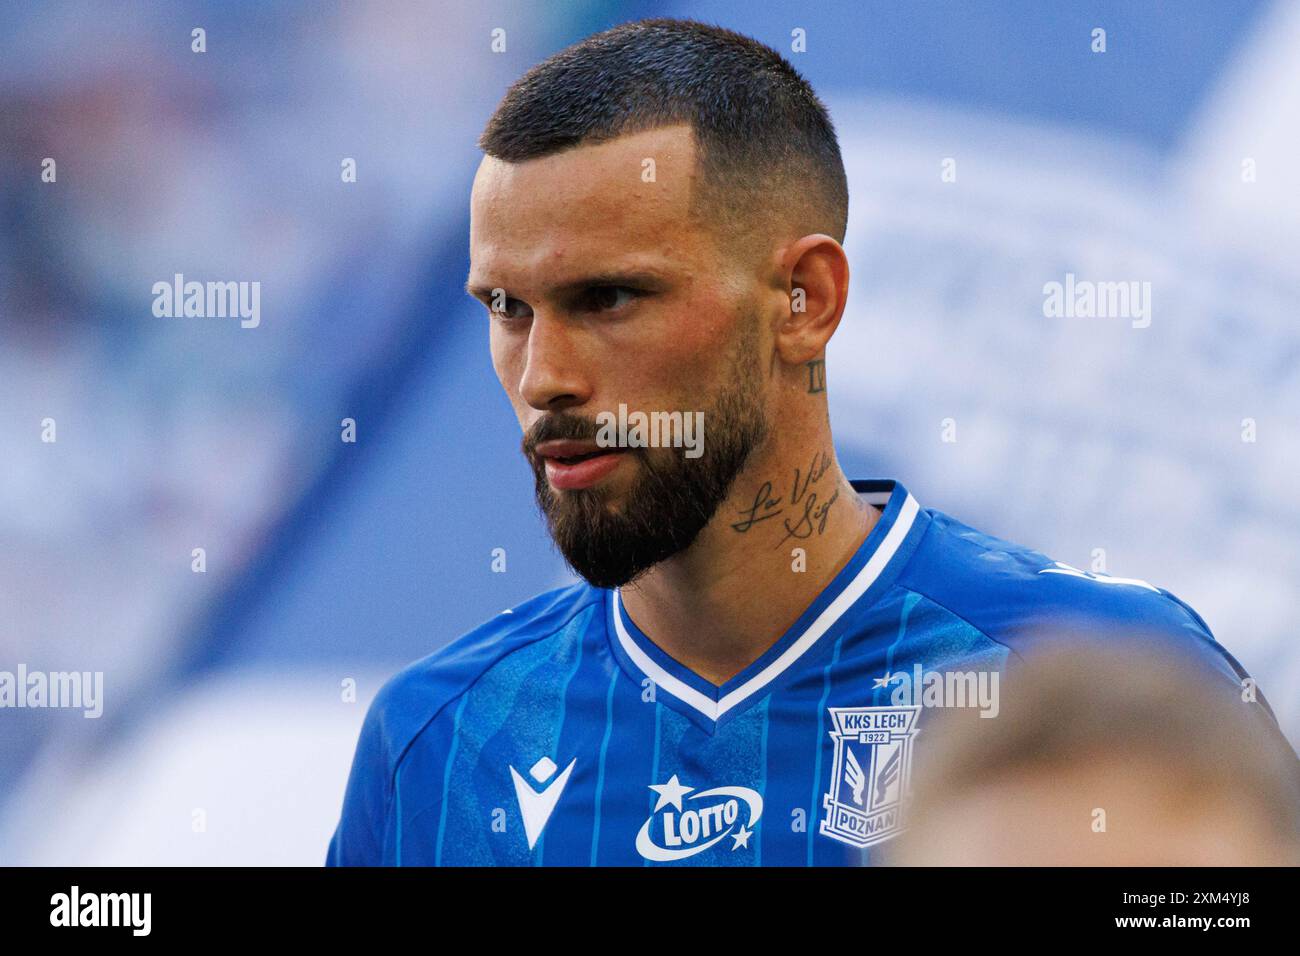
731, 481, 784, 532
776, 485, 839, 549
732, 450, 840, 548
790, 450, 833, 506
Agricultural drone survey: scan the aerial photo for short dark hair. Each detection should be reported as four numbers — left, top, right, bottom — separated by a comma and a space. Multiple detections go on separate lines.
479, 18, 849, 251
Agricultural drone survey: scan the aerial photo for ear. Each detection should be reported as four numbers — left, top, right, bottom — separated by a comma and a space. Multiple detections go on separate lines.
774, 234, 850, 366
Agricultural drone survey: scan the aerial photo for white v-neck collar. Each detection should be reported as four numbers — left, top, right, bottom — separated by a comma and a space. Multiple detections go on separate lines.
607, 479, 923, 727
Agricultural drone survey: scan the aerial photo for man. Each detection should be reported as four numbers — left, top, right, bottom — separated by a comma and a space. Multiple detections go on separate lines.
327, 18, 1293, 866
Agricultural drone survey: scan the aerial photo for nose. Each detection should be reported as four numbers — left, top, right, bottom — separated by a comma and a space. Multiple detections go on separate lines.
518, 313, 592, 412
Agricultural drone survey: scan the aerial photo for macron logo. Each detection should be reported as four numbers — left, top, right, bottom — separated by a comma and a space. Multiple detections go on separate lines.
1037, 561, 1158, 592
509, 756, 576, 850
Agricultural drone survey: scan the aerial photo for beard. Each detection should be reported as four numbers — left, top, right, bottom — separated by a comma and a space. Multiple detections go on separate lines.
523, 327, 769, 589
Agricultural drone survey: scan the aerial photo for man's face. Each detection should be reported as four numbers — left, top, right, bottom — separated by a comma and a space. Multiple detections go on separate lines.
467, 125, 770, 587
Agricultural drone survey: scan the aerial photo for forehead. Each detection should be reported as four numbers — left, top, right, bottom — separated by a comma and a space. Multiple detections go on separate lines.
469, 124, 704, 290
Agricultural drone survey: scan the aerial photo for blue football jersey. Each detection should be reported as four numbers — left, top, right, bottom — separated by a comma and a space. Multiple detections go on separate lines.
326, 478, 1282, 866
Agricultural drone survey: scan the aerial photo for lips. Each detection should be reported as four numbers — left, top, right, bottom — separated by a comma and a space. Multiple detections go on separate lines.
535, 439, 627, 490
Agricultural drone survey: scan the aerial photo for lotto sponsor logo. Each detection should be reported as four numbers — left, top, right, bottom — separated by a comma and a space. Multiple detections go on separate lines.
635, 774, 763, 862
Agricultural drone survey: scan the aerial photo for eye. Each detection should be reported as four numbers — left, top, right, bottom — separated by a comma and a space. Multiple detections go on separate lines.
578, 286, 641, 313
487, 296, 532, 322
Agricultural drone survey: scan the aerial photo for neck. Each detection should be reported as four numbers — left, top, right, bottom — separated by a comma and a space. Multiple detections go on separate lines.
618, 433, 878, 686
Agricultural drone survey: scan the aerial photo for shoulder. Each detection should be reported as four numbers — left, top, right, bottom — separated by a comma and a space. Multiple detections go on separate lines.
362, 581, 603, 766
896, 506, 1252, 690
328, 581, 602, 864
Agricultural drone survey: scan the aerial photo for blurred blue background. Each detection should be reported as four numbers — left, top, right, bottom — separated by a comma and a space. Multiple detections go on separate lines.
2, 0, 1297, 863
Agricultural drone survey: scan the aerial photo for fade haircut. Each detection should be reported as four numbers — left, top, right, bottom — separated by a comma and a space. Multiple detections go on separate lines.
478, 18, 849, 257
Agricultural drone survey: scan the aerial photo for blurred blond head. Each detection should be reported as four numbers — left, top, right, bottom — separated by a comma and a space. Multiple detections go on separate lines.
886, 644, 1300, 866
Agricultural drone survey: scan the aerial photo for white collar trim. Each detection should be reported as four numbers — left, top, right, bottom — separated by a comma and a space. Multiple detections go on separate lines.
612, 492, 920, 722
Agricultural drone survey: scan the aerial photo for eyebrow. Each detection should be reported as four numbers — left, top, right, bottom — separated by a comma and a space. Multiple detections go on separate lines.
464, 270, 671, 303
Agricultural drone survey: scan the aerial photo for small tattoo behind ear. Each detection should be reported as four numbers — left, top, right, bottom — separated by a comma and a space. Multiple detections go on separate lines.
806, 359, 826, 393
